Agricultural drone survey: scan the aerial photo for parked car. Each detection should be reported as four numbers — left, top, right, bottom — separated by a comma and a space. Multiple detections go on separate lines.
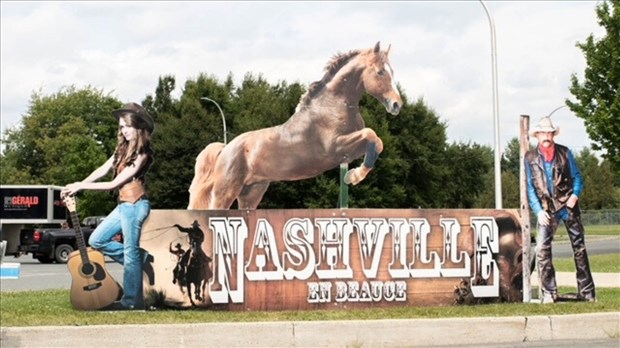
18, 216, 113, 263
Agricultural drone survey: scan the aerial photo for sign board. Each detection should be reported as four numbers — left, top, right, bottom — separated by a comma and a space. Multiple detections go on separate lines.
0, 185, 66, 224
141, 208, 526, 310
0, 263, 20, 279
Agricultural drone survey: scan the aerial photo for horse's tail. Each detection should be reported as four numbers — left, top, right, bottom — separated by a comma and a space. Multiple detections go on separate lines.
188, 142, 225, 209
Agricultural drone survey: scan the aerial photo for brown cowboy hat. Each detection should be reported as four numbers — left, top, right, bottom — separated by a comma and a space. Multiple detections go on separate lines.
529, 116, 560, 137
113, 102, 154, 134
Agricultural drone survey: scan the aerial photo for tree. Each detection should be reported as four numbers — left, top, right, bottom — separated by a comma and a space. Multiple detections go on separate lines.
474, 137, 527, 209
143, 75, 176, 117
567, 0, 620, 173
0, 154, 35, 184
386, 98, 450, 208
475, 169, 522, 209
501, 137, 521, 176
443, 142, 493, 208
0, 85, 121, 217
3, 73, 535, 212
575, 148, 620, 209
146, 74, 234, 209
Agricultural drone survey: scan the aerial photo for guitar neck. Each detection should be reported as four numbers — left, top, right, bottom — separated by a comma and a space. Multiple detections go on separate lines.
68, 210, 90, 263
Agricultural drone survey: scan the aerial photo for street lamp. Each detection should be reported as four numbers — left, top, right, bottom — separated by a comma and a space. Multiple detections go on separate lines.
200, 97, 227, 144
547, 105, 567, 118
479, 0, 502, 209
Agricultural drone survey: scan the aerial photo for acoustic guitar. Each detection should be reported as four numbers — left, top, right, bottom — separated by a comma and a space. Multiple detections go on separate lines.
63, 195, 122, 310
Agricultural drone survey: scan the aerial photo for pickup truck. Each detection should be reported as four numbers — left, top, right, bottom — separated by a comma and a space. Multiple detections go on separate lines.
19, 216, 107, 264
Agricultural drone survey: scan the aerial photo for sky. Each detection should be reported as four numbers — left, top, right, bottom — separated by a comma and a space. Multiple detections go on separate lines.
0, 1, 606, 156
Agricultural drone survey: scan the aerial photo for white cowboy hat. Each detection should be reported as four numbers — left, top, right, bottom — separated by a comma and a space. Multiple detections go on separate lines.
529, 116, 560, 137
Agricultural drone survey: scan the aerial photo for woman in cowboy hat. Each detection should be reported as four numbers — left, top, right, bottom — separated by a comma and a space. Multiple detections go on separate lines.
62, 102, 154, 310
524, 116, 596, 304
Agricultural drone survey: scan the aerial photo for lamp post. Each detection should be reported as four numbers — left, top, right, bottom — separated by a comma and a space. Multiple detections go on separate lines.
547, 105, 567, 118
200, 97, 227, 144
479, 0, 502, 209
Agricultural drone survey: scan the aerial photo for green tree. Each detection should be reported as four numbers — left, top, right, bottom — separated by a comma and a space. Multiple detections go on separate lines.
147, 74, 234, 209
230, 73, 292, 133
143, 75, 176, 118
443, 142, 493, 208
0, 154, 35, 184
501, 138, 522, 176
2, 73, 506, 212
567, 0, 620, 173
475, 170, 521, 209
575, 148, 620, 209
475, 137, 526, 209
0, 85, 121, 217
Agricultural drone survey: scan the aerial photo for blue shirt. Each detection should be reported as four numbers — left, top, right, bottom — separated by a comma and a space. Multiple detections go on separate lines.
525, 147, 583, 222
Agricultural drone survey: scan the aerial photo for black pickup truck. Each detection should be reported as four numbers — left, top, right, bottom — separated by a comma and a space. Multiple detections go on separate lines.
19, 216, 107, 263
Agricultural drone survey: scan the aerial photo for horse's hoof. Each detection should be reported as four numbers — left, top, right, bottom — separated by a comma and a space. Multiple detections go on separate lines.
343, 170, 354, 185
344, 168, 362, 185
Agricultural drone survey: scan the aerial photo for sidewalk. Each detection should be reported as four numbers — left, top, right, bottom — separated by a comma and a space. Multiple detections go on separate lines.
531, 271, 620, 288
2, 312, 618, 347
1, 272, 618, 348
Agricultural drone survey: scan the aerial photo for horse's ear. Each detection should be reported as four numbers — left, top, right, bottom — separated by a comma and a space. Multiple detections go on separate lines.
374, 41, 381, 53
386, 44, 392, 57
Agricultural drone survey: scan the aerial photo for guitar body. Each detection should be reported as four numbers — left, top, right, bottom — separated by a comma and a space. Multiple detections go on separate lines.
67, 247, 122, 310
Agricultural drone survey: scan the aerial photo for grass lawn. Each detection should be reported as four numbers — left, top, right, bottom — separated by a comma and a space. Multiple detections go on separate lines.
1, 287, 619, 327
555, 253, 620, 273
587, 225, 620, 235
1, 227, 617, 328
543, 225, 619, 272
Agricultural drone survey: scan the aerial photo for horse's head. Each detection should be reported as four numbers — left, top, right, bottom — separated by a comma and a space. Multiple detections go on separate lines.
360, 42, 402, 115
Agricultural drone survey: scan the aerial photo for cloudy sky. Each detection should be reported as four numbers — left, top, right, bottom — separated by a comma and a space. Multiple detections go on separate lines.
1, 1, 605, 155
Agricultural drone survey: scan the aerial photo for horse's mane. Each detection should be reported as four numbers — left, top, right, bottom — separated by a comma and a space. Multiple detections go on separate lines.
296, 49, 362, 110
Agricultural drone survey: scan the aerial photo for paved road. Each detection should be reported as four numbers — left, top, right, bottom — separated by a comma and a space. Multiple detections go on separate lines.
1, 257, 122, 292
1, 235, 618, 292
552, 235, 619, 258
1, 237, 618, 348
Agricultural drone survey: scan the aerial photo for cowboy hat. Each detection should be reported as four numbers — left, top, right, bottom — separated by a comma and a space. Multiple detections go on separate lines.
529, 116, 560, 137
113, 102, 154, 134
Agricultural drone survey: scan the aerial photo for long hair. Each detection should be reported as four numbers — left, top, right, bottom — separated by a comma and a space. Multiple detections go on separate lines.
112, 112, 153, 173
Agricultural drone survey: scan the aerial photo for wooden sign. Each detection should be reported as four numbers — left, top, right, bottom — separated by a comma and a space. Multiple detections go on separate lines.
140, 209, 526, 310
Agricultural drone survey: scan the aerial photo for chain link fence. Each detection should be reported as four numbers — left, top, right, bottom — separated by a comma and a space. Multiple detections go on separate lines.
528, 209, 620, 228
581, 209, 620, 225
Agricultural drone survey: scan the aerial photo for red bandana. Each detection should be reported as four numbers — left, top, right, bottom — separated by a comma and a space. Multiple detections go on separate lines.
539, 145, 555, 162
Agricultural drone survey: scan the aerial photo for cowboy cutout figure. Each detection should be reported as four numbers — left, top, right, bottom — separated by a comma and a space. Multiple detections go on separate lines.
525, 116, 596, 304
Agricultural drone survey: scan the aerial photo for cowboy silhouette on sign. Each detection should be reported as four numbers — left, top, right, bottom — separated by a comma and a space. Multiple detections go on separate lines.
169, 242, 187, 289
172, 220, 213, 306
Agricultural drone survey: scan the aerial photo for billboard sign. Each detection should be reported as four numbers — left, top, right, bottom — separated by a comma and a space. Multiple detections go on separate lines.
0, 185, 66, 223
140, 208, 526, 310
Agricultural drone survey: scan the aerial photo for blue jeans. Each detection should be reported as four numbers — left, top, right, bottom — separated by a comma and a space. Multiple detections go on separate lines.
89, 199, 151, 308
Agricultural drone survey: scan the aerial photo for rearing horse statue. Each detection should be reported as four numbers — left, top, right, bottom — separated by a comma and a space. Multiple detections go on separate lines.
188, 41, 403, 209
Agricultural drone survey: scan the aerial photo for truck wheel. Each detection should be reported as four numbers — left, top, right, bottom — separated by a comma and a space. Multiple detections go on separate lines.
54, 244, 74, 263
36, 255, 54, 264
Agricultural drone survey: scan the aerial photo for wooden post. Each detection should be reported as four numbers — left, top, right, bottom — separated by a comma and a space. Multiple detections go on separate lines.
520, 115, 532, 302
339, 163, 349, 209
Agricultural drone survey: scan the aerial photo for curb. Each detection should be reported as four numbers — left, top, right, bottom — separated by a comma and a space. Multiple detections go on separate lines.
2, 312, 619, 347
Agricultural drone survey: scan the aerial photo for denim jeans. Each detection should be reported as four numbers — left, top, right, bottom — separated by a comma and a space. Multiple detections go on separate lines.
89, 199, 151, 308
